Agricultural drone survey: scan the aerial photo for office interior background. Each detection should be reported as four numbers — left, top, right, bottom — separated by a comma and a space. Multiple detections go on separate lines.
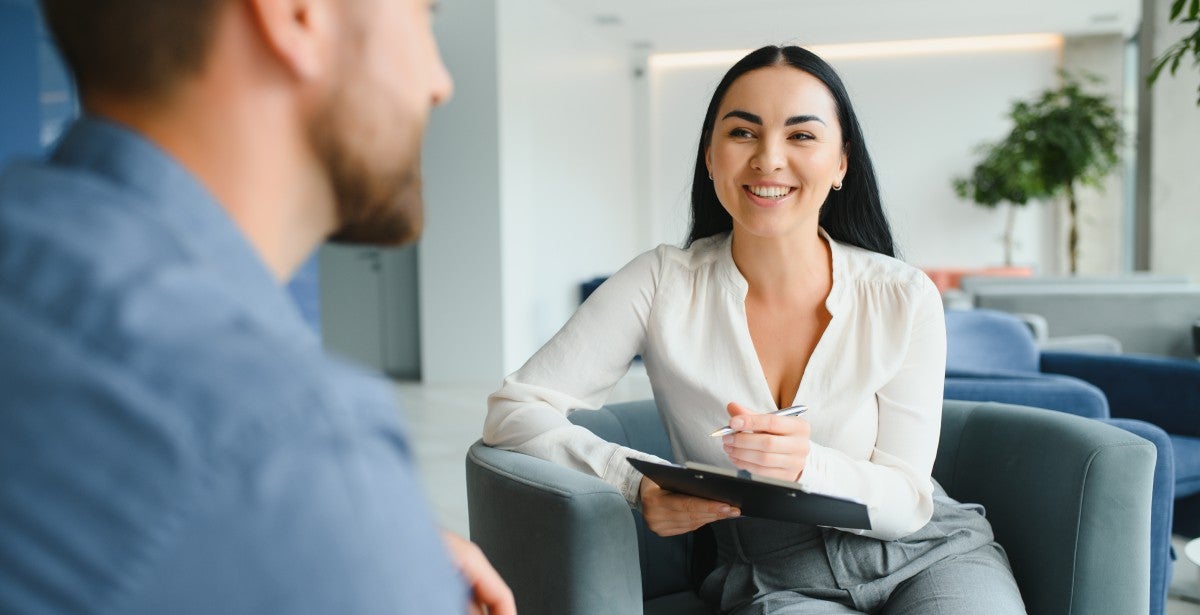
2, 0, 1196, 385
348, 0, 1199, 386
2, 0, 1199, 610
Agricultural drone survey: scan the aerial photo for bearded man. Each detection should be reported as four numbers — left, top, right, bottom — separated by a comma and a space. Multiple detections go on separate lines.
0, 1, 512, 613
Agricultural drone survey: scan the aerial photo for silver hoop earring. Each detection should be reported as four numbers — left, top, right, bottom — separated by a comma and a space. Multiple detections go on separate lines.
832, 182, 842, 191
709, 172, 714, 181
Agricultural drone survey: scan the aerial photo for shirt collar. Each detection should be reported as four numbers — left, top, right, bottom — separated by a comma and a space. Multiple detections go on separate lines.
50, 116, 319, 347
715, 228, 847, 311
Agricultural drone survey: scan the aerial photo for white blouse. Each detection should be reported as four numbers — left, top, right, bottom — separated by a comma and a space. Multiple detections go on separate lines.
484, 231, 946, 540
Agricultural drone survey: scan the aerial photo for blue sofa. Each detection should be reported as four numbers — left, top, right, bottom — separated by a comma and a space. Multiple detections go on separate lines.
944, 308, 1187, 615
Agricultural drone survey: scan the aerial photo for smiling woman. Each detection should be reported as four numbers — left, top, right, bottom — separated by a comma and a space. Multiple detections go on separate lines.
485, 45, 1025, 614
688, 46, 891, 258
704, 67, 847, 245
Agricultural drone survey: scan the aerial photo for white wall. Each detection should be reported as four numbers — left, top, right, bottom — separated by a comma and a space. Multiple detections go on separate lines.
419, 0, 641, 381
496, 0, 640, 373
839, 50, 1065, 270
647, 66, 717, 248
647, 48, 1064, 271
1062, 34, 1130, 275
420, 0, 506, 383
1149, 13, 1200, 280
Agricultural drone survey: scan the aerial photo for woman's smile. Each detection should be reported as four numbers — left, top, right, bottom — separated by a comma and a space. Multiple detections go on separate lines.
743, 184, 797, 207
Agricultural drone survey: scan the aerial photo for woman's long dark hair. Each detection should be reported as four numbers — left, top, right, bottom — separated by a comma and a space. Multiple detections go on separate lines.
686, 45, 895, 258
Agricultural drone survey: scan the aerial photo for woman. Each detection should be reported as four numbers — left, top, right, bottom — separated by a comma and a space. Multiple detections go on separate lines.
485, 45, 1024, 614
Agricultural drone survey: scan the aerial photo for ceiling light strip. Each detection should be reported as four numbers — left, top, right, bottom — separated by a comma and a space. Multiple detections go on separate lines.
648, 33, 1064, 70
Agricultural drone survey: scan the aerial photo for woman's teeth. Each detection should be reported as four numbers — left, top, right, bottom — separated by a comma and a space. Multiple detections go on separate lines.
748, 185, 790, 198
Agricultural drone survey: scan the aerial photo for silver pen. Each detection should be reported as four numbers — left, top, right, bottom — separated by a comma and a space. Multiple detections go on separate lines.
708, 404, 809, 437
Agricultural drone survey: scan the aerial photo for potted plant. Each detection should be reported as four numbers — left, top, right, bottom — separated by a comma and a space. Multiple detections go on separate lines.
952, 136, 1037, 267
954, 72, 1121, 274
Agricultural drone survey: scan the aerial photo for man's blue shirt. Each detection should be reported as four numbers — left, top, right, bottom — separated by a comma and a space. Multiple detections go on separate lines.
0, 118, 467, 613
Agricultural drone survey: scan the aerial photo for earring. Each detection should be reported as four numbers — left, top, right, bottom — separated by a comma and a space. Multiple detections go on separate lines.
832, 182, 842, 191
709, 172, 714, 180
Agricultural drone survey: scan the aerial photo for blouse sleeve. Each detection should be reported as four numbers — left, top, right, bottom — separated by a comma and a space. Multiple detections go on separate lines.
796, 275, 947, 540
484, 248, 670, 506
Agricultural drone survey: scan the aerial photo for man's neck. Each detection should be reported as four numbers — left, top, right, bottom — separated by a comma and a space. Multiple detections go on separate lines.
85, 88, 336, 282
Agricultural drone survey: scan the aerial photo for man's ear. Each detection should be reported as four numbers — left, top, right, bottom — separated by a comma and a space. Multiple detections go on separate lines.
245, 0, 335, 81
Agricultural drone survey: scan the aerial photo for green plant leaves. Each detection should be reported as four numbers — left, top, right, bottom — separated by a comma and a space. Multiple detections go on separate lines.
1169, 0, 1200, 20
1151, 0, 1200, 105
952, 71, 1121, 208
951, 72, 1122, 273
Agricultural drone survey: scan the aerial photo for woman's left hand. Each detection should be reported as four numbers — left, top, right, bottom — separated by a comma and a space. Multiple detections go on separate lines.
721, 401, 811, 482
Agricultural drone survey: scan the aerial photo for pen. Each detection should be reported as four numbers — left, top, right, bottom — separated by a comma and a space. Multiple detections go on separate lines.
708, 404, 809, 437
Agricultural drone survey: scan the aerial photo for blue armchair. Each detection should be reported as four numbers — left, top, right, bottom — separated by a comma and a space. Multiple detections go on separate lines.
944, 307, 1191, 615
1040, 351, 1200, 536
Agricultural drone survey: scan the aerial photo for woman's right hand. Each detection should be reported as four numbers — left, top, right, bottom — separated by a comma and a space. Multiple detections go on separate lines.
638, 476, 740, 537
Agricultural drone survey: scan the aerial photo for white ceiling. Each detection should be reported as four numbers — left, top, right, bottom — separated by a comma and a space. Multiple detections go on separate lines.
548, 0, 1142, 54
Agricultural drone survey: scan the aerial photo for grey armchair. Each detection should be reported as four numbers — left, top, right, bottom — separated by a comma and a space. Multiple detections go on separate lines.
466, 399, 1156, 615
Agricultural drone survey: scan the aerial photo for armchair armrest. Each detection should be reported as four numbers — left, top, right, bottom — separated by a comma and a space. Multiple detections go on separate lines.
1042, 350, 1200, 436
936, 401, 1156, 615
465, 441, 641, 615
944, 371, 1110, 419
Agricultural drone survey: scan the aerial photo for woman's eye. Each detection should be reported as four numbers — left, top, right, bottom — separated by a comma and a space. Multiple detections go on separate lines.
729, 128, 754, 139
790, 132, 814, 141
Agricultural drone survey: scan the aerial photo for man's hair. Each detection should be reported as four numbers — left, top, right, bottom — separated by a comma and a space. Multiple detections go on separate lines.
39, 0, 228, 99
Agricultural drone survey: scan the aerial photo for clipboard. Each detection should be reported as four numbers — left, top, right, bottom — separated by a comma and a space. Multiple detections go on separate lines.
628, 457, 871, 529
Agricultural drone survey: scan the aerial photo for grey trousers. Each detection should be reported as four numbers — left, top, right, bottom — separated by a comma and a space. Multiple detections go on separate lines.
699, 487, 1026, 615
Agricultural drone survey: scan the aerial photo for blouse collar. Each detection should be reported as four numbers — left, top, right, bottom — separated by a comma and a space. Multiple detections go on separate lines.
714, 228, 847, 312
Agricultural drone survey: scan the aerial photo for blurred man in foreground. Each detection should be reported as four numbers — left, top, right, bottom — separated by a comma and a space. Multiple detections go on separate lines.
0, 1, 513, 612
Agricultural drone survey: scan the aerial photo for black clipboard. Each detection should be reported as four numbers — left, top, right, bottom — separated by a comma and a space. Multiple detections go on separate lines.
629, 457, 871, 529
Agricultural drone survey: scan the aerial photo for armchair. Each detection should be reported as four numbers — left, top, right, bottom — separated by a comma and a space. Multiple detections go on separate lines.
466, 399, 1155, 615
944, 308, 1189, 615
1040, 350, 1200, 536
945, 308, 1197, 531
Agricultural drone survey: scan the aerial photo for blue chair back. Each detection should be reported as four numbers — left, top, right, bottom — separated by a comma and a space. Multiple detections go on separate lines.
945, 308, 1040, 375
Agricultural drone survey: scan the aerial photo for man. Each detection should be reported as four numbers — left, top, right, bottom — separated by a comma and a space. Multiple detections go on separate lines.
0, 0, 514, 613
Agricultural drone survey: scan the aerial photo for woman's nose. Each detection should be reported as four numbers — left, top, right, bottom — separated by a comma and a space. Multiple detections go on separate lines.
750, 138, 785, 172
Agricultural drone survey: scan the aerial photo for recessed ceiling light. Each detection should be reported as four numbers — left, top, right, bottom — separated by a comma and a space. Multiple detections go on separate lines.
648, 34, 1065, 70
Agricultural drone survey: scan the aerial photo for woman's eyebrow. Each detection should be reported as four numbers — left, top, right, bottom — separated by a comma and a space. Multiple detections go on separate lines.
785, 114, 826, 126
722, 110, 762, 124
721, 110, 826, 126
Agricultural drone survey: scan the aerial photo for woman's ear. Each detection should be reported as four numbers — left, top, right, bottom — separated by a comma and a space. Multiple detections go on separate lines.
838, 144, 849, 185
705, 148, 713, 180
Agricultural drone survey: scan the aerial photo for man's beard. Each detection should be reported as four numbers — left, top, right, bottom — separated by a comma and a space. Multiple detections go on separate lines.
310, 87, 425, 247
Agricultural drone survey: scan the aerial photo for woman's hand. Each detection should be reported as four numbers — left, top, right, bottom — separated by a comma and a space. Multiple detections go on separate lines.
721, 401, 811, 482
638, 476, 740, 537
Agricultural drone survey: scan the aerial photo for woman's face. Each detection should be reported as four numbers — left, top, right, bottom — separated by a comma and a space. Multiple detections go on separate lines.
705, 64, 848, 242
